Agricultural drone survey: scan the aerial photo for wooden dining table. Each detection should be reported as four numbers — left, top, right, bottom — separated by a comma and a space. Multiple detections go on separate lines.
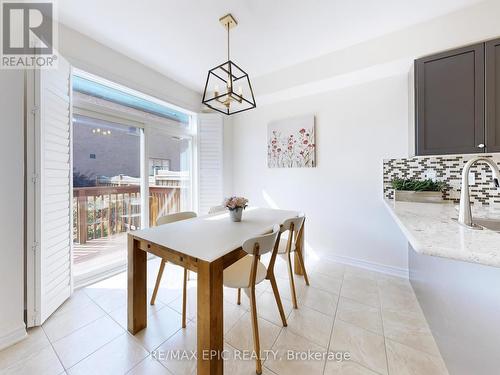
127, 207, 305, 374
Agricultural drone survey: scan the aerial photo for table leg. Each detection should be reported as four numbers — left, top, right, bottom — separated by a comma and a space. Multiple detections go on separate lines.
197, 259, 224, 375
127, 236, 147, 334
294, 221, 305, 275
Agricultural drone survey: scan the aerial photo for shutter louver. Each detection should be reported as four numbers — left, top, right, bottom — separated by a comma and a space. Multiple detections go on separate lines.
37, 56, 72, 323
198, 114, 224, 215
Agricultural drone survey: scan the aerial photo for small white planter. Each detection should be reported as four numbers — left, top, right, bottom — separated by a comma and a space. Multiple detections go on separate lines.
394, 190, 444, 203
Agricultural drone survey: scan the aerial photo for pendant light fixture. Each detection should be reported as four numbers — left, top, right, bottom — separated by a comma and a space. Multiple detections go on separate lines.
202, 14, 256, 115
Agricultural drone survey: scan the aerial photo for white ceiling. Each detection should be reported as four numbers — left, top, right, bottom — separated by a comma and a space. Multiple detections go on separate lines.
59, 0, 484, 93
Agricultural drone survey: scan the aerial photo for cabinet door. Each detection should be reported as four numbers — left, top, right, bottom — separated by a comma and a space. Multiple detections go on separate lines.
486, 38, 500, 153
415, 44, 485, 155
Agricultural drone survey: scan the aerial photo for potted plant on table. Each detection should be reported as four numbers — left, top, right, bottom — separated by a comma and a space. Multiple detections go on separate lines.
224, 196, 249, 222
391, 178, 447, 203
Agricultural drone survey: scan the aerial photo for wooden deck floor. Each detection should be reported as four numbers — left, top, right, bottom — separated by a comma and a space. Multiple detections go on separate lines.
73, 234, 128, 277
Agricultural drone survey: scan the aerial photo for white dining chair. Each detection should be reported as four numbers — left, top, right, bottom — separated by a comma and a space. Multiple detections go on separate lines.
208, 205, 227, 214
150, 211, 197, 328
223, 224, 287, 375
277, 214, 309, 308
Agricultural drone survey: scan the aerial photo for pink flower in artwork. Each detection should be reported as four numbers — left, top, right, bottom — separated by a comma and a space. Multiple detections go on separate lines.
268, 125, 315, 168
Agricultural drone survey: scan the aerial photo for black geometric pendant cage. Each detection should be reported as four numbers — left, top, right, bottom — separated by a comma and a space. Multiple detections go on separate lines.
202, 60, 256, 115
202, 14, 256, 115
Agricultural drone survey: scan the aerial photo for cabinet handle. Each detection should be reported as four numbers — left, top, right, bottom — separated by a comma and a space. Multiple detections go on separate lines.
477, 143, 485, 148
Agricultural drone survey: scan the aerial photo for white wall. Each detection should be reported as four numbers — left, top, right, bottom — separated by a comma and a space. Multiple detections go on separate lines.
58, 23, 201, 113
0, 70, 26, 349
231, 0, 500, 275
232, 76, 409, 274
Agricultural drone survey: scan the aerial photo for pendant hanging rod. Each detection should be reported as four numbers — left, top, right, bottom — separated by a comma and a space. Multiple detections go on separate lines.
219, 14, 237, 62
227, 22, 230, 61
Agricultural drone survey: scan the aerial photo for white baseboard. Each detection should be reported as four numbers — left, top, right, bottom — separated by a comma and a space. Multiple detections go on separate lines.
322, 253, 409, 279
0, 323, 27, 351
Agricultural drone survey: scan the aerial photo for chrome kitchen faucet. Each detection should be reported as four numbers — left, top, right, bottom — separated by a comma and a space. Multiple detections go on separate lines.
458, 157, 500, 228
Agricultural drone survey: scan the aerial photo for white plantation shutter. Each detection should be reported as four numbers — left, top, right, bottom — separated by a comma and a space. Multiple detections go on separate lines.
29, 56, 72, 325
198, 113, 224, 214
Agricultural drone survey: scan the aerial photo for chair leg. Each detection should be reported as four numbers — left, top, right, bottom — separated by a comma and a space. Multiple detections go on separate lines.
269, 275, 287, 327
182, 267, 188, 328
286, 253, 298, 309
249, 286, 262, 375
295, 248, 310, 286
150, 259, 166, 305
237, 288, 241, 305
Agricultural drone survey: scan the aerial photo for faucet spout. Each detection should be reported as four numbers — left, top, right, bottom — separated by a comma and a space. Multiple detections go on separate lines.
458, 157, 500, 228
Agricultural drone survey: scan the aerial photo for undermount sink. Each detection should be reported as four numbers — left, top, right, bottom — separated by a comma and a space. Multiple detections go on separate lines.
473, 218, 500, 232
452, 217, 500, 232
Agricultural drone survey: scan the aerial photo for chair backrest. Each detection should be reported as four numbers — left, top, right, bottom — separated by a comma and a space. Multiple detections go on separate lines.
280, 214, 305, 234
208, 205, 226, 215
242, 225, 280, 255
156, 211, 197, 226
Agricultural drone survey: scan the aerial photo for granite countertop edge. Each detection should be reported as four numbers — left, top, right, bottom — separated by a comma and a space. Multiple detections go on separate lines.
383, 199, 500, 268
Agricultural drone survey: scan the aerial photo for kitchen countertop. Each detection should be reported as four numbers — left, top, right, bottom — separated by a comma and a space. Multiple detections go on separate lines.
384, 199, 500, 267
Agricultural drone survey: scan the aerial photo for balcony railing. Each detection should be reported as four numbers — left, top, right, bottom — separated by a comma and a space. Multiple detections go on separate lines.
73, 185, 181, 244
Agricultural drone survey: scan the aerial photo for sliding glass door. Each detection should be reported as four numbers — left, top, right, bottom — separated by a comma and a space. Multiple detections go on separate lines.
70, 70, 195, 286
147, 127, 192, 227
72, 114, 143, 282
71, 114, 194, 284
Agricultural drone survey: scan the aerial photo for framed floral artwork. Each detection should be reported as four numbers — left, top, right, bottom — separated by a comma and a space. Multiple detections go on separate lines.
267, 114, 316, 168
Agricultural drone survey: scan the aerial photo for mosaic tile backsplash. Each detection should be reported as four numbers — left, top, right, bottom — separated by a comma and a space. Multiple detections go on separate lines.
383, 154, 500, 205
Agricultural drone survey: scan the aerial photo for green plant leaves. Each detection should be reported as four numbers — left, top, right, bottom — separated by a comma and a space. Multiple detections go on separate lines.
391, 178, 447, 192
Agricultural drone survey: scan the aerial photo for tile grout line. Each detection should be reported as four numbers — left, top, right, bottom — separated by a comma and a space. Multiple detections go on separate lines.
40, 324, 71, 373
44, 299, 110, 346
49, 296, 129, 372
377, 280, 392, 375
1, 326, 63, 374
261, 274, 308, 370
64, 331, 128, 372
125, 353, 175, 375
321, 269, 344, 375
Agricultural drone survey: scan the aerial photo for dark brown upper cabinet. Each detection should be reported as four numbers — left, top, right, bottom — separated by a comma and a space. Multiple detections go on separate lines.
415, 44, 485, 156
486, 38, 500, 153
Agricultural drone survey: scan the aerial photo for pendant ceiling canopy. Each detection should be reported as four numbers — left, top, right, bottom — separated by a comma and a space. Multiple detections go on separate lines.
202, 14, 256, 115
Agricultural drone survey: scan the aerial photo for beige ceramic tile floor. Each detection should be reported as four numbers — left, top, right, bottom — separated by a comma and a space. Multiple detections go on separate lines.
0, 256, 449, 375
